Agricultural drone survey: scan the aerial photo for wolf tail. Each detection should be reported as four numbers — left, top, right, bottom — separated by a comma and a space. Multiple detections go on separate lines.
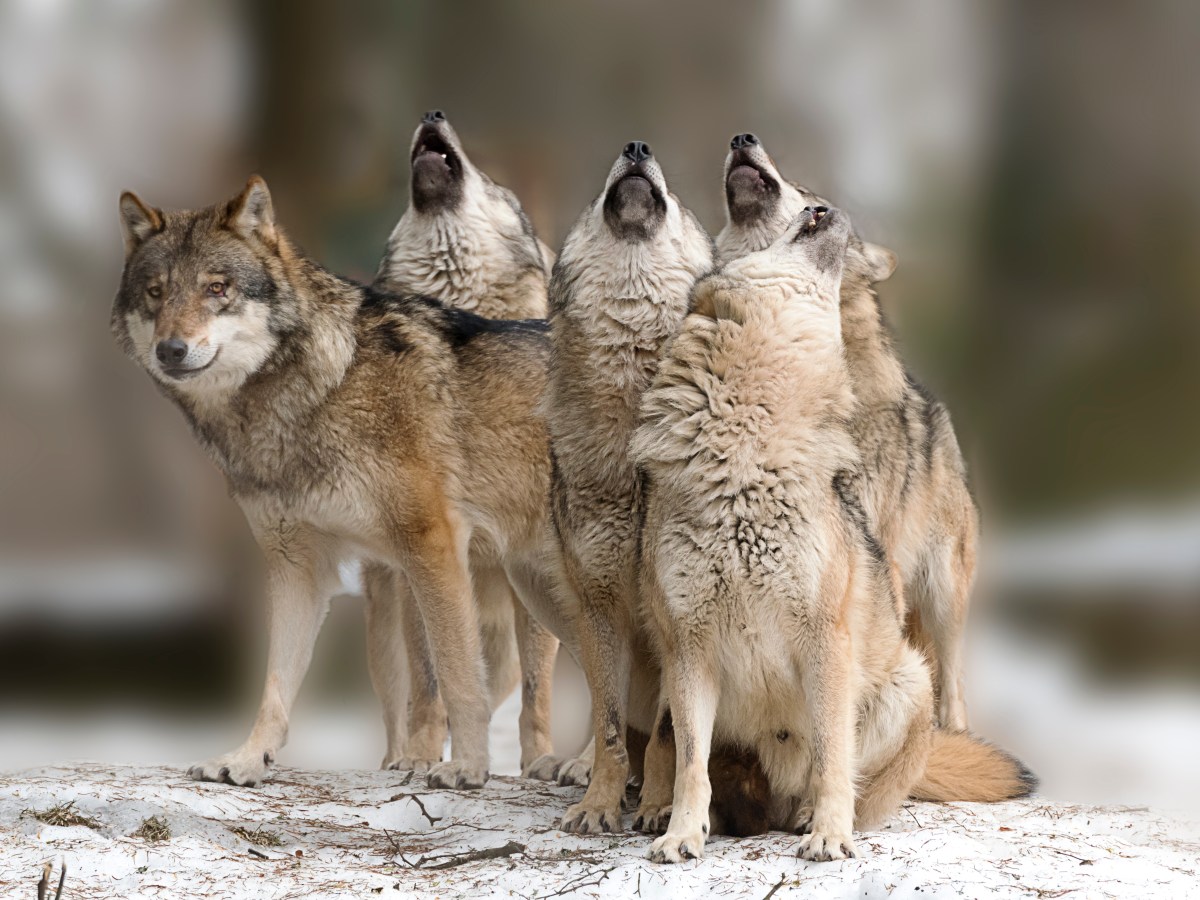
911, 730, 1037, 803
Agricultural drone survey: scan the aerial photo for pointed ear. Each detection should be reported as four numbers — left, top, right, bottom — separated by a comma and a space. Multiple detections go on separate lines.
225, 175, 277, 243
119, 191, 163, 256
860, 242, 897, 283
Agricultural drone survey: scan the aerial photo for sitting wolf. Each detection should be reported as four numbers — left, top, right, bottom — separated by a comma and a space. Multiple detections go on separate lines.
635, 207, 1032, 863
716, 132, 977, 730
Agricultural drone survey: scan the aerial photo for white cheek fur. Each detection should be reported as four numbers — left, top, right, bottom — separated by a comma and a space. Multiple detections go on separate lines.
128, 302, 278, 395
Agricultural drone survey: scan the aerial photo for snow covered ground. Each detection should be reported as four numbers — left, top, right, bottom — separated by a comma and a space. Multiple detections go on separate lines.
3, 761, 1197, 899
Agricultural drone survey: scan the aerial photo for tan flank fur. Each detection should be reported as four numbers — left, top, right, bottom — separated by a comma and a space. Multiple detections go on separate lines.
716, 133, 978, 731
546, 142, 714, 833
635, 209, 1032, 864
112, 177, 579, 790
372, 110, 561, 779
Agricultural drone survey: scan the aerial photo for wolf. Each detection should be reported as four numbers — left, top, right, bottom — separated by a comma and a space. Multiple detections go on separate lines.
546, 141, 714, 833
634, 207, 1033, 864
372, 109, 560, 778
111, 176, 579, 790
716, 132, 977, 731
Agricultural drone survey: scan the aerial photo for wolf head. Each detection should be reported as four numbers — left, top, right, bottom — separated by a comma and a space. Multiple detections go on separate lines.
112, 176, 301, 400
377, 110, 550, 316
708, 206, 853, 323
553, 141, 712, 301
716, 133, 895, 284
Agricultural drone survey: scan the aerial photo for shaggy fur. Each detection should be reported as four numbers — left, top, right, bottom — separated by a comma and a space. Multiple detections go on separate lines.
635, 209, 1030, 864
715, 134, 977, 730
372, 111, 561, 780
547, 143, 714, 833
112, 177, 579, 791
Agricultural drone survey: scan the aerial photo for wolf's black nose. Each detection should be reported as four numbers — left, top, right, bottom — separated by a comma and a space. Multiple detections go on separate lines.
731, 133, 759, 150
422, 109, 446, 124
156, 338, 189, 366
622, 141, 653, 163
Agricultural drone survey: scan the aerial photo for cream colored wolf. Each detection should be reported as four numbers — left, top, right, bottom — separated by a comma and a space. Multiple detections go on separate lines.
546, 141, 714, 833
373, 110, 561, 778
717, 133, 977, 730
634, 208, 1033, 864
111, 177, 579, 790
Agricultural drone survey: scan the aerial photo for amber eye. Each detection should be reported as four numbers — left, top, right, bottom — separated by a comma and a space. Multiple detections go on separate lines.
147, 285, 162, 300
207, 281, 227, 297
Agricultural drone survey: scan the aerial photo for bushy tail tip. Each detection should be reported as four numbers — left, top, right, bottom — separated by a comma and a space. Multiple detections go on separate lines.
911, 730, 1037, 803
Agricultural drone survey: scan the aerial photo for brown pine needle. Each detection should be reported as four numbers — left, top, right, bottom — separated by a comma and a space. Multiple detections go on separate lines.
133, 815, 172, 842
23, 802, 100, 830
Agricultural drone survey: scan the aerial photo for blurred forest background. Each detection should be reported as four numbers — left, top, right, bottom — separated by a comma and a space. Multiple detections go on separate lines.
1, 0, 1197, 810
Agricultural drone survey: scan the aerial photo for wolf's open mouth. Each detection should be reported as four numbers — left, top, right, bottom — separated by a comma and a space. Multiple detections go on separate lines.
726, 148, 778, 195
795, 206, 831, 238
411, 126, 461, 179
603, 163, 667, 235
609, 167, 664, 206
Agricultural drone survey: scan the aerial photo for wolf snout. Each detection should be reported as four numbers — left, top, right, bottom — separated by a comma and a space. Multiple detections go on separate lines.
730, 132, 759, 150
155, 338, 189, 366
622, 141, 653, 163
422, 109, 446, 125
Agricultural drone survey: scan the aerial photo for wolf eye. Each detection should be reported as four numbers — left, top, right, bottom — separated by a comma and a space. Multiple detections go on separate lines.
207, 281, 227, 297
146, 285, 162, 299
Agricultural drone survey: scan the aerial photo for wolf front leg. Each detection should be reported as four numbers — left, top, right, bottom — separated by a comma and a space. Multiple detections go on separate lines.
648, 655, 718, 862
560, 588, 632, 834
188, 520, 340, 787
796, 612, 859, 861
399, 508, 492, 789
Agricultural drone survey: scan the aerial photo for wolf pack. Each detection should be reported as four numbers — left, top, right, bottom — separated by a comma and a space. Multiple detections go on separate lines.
112, 110, 1034, 864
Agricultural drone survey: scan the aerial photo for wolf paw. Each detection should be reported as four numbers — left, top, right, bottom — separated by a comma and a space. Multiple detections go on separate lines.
648, 826, 706, 863
633, 803, 672, 834
427, 760, 488, 790
522, 753, 566, 782
561, 801, 621, 834
797, 830, 858, 862
556, 755, 592, 787
188, 747, 273, 787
